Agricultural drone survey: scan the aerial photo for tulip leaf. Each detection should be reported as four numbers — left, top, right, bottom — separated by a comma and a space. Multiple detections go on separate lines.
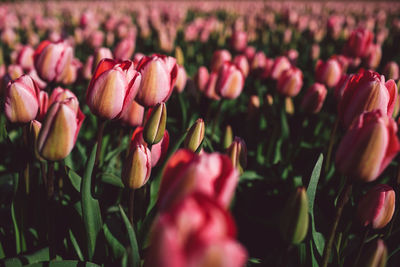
306, 154, 325, 256
66, 168, 82, 193
81, 145, 103, 260
23, 261, 100, 267
1, 247, 49, 267
103, 222, 125, 259
100, 172, 124, 188
119, 205, 140, 267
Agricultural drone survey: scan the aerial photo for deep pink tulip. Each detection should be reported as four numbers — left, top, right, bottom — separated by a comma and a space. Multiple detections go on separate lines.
145, 192, 247, 267
174, 65, 187, 93
194, 66, 210, 92
335, 110, 400, 182
230, 30, 247, 52
357, 184, 395, 229
210, 49, 232, 72
365, 44, 382, 70
16, 45, 34, 71
301, 83, 327, 114
233, 55, 249, 78
215, 62, 245, 99
113, 37, 135, 61
338, 70, 397, 128
86, 59, 141, 119
270, 56, 291, 80
4, 74, 40, 123
383, 61, 399, 80
344, 27, 374, 58
37, 90, 49, 122
277, 67, 303, 97
135, 54, 178, 107
315, 58, 342, 88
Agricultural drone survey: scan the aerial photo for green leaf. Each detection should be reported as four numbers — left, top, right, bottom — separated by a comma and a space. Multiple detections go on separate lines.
24, 260, 101, 267
68, 230, 84, 261
66, 168, 82, 193
119, 206, 140, 267
280, 105, 289, 140
240, 171, 263, 182
1, 247, 49, 267
81, 145, 103, 260
100, 172, 124, 188
306, 154, 325, 257
103, 222, 125, 259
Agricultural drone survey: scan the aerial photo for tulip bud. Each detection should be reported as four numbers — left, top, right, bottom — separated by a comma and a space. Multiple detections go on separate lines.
227, 137, 247, 174
29, 120, 44, 161
7, 64, 24, 80
338, 70, 397, 128
233, 55, 249, 78
335, 110, 400, 182
344, 27, 373, 58
16, 46, 35, 71
37, 90, 49, 121
34, 40, 73, 83
277, 67, 303, 97
280, 187, 309, 244
119, 100, 145, 127
244, 46, 256, 62
383, 61, 399, 80
230, 31, 247, 53
184, 118, 205, 152
135, 54, 178, 107
194, 66, 210, 92
215, 62, 245, 99
365, 44, 382, 70
315, 58, 342, 88
37, 98, 85, 161
270, 56, 291, 80
86, 59, 141, 120
49, 87, 77, 107
175, 46, 184, 66
250, 51, 266, 75
265, 94, 274, 106
301, 83, 328, 114
357, 184, 395, 229
223, 125, 233, 149
4, 74, 40, 123
357, 239, 387, 267
210, 49, 232, 72
143, 102, 167, 145
113, 37, 135, 61
203, 72, 220, 100
174, 65, 187, 93
122, 144, 151, 189
310, 44, 320, 60
93, 47, 113, 70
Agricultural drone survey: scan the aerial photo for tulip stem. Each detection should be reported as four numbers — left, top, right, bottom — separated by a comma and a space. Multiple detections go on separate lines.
40, 162, 47, 188
95, 120, 106, 167
47, 162, 55, 199
321, 182, 352, 267
47, 161, 56, 260
210, 100, 224, 141
325, 118, 339, 173
128, 189, 135, 226
353, 227, 370, 267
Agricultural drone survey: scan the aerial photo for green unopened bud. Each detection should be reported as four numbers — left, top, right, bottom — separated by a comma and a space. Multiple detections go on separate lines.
175, 46, 184, 66
227, 137, 247, 175
280, 187, 309, 245
143, 102, 167, 145
358, 239, 387, 267
223, 125, 233, 149
184, 118, 205, 152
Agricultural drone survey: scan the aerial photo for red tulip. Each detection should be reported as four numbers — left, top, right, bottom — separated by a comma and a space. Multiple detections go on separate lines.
315, 58, 342, 88
344, 27, 373, 58
301, 83, 327, 114
335, 110, 400, 182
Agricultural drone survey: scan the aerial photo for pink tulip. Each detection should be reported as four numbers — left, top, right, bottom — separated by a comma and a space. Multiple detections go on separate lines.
270, 56, 291, 80
210, 49, 232, 72
119, 100, 145, 127
37, 90, 49, 122
315, 58, 342, 88
158, 149, 239, 211
122, 143, 152, 190
37, 97, 85, 161
135, 54, 178, 107
230, 30, 247, 52
5, 74, 40, 123
86, 59, 141, 120
215, 62, 245, 99
338, 70, 397, 128
16, 46, 35, 71
34, 40, 73, 83
344, 27, 373, 58
113, 37, 135, 61
357, 184, 395, 229
203, 71, 220, 100
365, 44, 382, 70
145, 192, 247, 267
335, 110, 400, 182
301, 83, 327, 114
174, 65, 187, 93
383, 61, 399, 80
233, 55, 249, 78
194, 66, 209, 92
277, 67, 303, 97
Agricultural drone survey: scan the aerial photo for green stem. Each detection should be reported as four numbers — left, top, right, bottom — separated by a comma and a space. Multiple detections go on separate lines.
210, 100, 224, 141
353, 227, 370, 267
47, 161, 56, 260
95, 120, 106, 167
321, 182, 352, 267
325, 118, 339, 173
128, 189, 135, 226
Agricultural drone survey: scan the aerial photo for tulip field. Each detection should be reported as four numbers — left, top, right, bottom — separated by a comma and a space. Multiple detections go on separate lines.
3, 1, 400, 266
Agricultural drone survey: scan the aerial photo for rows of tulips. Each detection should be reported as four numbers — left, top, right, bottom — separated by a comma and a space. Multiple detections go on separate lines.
2, 1, 400, 267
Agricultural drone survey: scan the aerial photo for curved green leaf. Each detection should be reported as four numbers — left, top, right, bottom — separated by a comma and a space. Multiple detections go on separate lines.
119, 205, 140, 267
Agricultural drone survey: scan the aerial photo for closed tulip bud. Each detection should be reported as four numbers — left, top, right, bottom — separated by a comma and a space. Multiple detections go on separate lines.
357, 184, 395, 229
338, 70, 397, 128
122, 144, 151, 189
315, 58, 342, 88
233, 55, 249, 78
174, 65, 187, 93
230, 30, 247, 52
223, 125, 233, 149
334, 74, 352, 102
86, 59, 141, 120
365, 44, 382, 70
174, 46, 184, 66
210, 49, 232, 72
250, 51, 266, 74
310, 44, 320, 61
61, 59, 81, 85
7, 64, 24, 80
37, 90, 49, 121
357, 239, 387, 267
227, 137, 247, 174
135, 54, 178, 107
29, 120, 44, 161
244, 46, 256, 62
113, 37, 135, 61
215, 62, 245, 99
301, 83, 327, 114
34, 40, 73, 83
143, 102, 167, 145
5, 74, 40, 123
270, 56, 291, 80
184, 118, 205, 152
203, 72, 220, 100
94, 48, 113, 70
383, 61, 399, 80
119, 100, 145, 127
277, 67, 303, 97
16, 46, 35, 71
285, 97, 295, 115
37, 98, 85, 161
336, 110, 400, 182
28, 69, 47, 90
286, 49, 299, 65
344, 27, 373, 58
49, 87, 77, 107
194, 66, 209, 92
280, 187, 309, 245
